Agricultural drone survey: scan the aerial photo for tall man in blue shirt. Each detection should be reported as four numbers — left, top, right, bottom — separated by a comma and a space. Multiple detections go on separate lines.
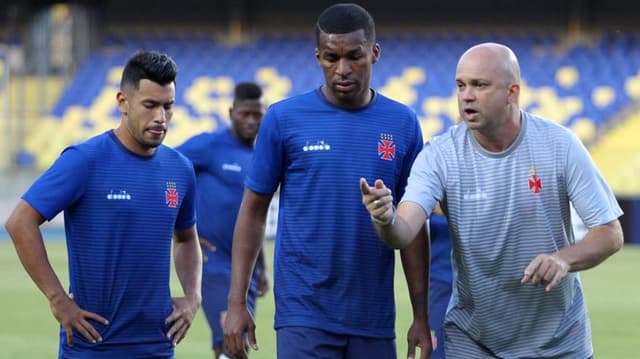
224, 3, 431, 359
176, 82, 269, 359
5, 50, 202, 358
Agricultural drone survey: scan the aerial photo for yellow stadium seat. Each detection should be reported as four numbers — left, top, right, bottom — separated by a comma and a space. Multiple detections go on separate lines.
592, 86, 616, 108
555, 66, 579, 89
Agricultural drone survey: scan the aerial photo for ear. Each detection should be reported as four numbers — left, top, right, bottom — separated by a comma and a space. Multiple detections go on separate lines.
116, 91, 128, 115
372, 43, 381, 64
507, 83, 520, 104
315, 47, 320, 63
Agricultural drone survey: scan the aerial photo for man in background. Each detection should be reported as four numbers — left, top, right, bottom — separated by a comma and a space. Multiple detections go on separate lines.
176, 82, 269, 359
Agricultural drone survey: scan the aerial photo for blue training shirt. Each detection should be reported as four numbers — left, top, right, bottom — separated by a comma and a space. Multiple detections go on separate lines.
23, 130, 197, 359
176, 129, 259, 285
246, 88, 423, 338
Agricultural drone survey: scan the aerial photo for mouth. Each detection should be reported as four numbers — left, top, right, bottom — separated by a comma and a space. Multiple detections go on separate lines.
334, 80, 356, 92
147, 127, 166, 136
243, 127, 258, 136
463, 108, 479, 120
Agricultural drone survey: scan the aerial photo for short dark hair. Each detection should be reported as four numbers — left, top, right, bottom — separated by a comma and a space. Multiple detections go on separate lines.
234, 82, 263, 103
120, 50, 178, 90
315, 3, 375, 45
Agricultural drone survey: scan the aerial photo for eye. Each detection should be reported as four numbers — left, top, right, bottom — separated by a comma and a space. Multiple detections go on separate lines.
323, 53, 338, 62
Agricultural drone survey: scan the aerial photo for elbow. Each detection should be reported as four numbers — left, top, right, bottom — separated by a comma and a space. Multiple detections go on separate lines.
608, 220, 625, 254
4, 215, 18, 237
612, 231, 624, 254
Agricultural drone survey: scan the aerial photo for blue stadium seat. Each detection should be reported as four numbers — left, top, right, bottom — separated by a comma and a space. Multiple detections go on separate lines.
22, 30, 640, 168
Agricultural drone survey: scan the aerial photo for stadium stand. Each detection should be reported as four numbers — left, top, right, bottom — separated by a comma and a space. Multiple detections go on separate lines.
10, 30, 640, 203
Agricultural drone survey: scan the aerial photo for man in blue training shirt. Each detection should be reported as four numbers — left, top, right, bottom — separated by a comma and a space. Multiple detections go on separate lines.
224, 3, 432, 359
5, 50, 202, 359
176, 82, 269, 359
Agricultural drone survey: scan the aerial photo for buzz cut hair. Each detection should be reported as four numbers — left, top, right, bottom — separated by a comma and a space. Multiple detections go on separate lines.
120, 50, 178, 90
315, 3, 375, 45
233, 82, 263, 104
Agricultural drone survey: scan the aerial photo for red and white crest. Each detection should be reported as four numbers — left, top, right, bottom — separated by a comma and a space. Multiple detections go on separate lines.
528, 168, 542, 194
378, 133, 396, 161
165, 182, 179, 208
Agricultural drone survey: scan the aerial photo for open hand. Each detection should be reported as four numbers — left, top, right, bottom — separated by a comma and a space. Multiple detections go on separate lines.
165, 295, 200, 346
50, 292, 109, 346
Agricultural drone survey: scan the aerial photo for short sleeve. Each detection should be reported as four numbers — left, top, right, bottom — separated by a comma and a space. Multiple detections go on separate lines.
244, 107, 283, 194
565, 133, 623, 228
22, 147, 89, 221
400, 141, 447, 218
175, 160, 198, 230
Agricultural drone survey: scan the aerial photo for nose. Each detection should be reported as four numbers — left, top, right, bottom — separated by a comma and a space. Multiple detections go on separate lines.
247, 113, 262, 125
336, 58, 352, 77
155, 107, 168, 123
460, 87, 475, 102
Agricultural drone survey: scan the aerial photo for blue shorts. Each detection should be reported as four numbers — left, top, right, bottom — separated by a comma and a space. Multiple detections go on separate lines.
277, 327, 396, 359
201, 272, 257, 350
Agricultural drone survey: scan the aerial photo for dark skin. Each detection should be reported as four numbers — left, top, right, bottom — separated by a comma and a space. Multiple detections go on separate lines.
224, 29, 431, 359
229, 98, 265, 146
224, 189, 272, 359
315, 29, 380, 109
200, 97, 268, 359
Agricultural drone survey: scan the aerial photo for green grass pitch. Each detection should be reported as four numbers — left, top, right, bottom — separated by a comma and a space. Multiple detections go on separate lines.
1, 239, 638, 358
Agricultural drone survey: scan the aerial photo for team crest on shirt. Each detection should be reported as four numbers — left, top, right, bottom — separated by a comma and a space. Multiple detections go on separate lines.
378, 133, 396, 161
165, 182, 179, 208
528, 167, 542, 194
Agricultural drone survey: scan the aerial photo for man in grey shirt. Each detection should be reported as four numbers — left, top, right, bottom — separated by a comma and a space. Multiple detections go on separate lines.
360, 42, 623, 358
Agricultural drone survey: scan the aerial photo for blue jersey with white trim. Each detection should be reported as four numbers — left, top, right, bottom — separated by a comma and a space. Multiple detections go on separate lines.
23, 130, 196, 358
246, 88, 423, 338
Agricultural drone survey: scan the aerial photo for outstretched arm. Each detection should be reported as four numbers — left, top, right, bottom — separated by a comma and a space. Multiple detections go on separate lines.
522, 219, 623, 291
224, 188, 273, 358
166, 225, 202, 346
5, 200, 108, 346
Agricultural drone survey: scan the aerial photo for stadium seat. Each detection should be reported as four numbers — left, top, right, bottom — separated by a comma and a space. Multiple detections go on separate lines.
19, 30, 640, 177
